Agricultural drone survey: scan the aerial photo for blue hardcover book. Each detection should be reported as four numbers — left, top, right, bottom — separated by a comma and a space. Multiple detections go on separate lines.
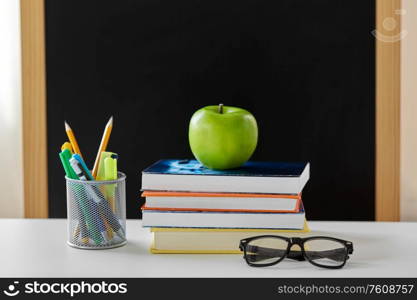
142, 159, 309, 194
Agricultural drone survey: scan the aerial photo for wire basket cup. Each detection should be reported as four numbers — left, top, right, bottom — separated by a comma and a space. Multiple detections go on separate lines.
66, 172, 127, 249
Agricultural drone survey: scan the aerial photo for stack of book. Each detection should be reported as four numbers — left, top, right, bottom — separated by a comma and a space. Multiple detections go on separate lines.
141, 159, 310, 253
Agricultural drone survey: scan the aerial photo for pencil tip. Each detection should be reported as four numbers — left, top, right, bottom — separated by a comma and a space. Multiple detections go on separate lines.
64, 121, 70, 130
108, 116, 113, 125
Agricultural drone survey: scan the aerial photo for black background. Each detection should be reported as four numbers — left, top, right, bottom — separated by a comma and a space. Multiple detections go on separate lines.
45, 0, 375, 220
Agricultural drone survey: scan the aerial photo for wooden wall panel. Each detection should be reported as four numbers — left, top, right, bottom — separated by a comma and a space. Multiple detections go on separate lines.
21, 0, 48, 218
375, 0, 401, 221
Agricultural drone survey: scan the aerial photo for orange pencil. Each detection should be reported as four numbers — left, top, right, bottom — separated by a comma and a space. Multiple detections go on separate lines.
64, 121, 83, 158
92, 116, 113, 179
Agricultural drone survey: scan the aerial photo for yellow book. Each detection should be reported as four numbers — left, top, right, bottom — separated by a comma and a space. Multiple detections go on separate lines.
150, 220, 310, 254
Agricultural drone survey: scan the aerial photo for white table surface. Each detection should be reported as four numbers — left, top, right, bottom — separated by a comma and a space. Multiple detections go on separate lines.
0, 219, 416, 278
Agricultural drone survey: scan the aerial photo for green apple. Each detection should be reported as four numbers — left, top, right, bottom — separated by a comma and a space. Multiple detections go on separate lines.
189, 104, 258, 170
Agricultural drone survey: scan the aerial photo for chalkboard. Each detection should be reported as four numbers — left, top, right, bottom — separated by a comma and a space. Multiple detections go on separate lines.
45, 0, 375, 220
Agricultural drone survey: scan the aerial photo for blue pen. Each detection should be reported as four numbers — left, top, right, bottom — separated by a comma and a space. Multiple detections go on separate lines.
70, 158, 110, 244
72, 154, 94, 180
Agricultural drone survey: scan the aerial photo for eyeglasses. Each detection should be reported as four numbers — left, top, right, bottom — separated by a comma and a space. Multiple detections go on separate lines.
239, 236, 353, 269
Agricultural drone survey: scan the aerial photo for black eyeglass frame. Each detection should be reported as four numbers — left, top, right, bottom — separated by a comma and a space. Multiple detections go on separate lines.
239, 235, 353, 269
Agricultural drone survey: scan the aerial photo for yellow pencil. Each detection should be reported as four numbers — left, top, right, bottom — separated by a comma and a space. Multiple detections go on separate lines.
92, 116, 113, 179
64, 121, 83, 158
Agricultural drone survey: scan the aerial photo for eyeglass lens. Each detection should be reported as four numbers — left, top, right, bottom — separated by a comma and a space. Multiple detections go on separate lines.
303, 238, 347, 267
245, 237, 288, 265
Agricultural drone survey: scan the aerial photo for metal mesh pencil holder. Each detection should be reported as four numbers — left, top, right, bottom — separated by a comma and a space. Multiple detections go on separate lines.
66, 172, 127, 249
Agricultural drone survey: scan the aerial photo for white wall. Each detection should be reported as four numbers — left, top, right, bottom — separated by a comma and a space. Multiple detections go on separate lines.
0, 0, 24, 217
401, 0, 417, 221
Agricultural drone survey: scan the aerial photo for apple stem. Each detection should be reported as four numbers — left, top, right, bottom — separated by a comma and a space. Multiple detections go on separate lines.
218, 103, 224, 114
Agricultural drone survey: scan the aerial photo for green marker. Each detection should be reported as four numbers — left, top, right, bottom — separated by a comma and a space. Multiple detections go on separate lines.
60, 149, 103, 245
60, 149, 77, 179
60, 150, 90, 244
